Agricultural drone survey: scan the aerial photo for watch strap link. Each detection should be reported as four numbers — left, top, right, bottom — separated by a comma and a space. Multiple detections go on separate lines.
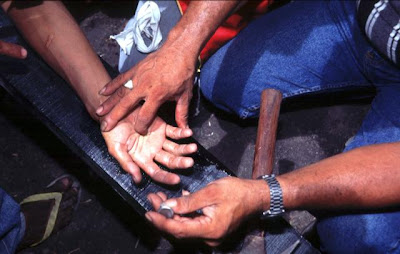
259, 174, 285, 217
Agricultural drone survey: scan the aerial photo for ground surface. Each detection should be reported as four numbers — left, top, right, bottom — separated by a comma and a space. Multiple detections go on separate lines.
0, 2, 372, 253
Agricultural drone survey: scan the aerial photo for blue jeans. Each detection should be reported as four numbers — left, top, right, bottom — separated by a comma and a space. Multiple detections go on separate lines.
201, 0, 400, 253
0, 188, 24, 254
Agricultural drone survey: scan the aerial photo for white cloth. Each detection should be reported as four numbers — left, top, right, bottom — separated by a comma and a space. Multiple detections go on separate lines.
110, 1, 163, 55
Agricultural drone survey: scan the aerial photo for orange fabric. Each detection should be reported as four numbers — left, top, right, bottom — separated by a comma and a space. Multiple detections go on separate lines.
176, 0, 273, 62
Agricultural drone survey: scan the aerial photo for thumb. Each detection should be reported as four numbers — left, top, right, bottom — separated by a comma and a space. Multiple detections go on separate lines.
163, 188, 214, 215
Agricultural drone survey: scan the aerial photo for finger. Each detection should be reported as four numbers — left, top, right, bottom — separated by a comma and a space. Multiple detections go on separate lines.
101, 92, 143, 132
162, 187, 215, 215
163, 139, 197, 156
134, 97, 162, 135
109, 142, 142, 183
156, 192, 168, 201
155, 150, 194, 169
146, 211, 213, 239
141, 161, 180, 185
175, 90, 192, 129
0, 41, 27, 59
147, 193, 164, 210
165, 125, 193, 139
96, 86, 130, 116
99, 70, 134, 96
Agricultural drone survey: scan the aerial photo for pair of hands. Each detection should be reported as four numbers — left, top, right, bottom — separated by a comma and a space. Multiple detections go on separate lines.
98, 45, 198, 184
0, 40, 197, 185
1, 38, 257, 245
145, 177, 269, 246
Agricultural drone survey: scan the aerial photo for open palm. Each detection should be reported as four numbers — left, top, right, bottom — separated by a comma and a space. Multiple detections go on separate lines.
102, 108, 197, 185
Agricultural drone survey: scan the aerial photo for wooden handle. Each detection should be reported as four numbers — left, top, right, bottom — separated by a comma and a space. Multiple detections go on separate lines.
252, 89, 282, 179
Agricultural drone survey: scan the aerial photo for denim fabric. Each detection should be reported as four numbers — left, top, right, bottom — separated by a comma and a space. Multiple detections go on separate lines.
317, 211, 400, 254
201, 0, 400, 253
0, 188, 23, 254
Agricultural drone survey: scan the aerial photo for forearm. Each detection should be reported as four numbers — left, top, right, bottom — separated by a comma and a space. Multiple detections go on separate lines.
163, 1, 242, 62
272, 142, 400, 212
2, 1, 110, 120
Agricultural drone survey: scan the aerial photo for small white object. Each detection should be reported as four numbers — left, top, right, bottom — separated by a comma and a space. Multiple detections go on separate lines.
124, 80, 134, 89
110, 1, 163, 55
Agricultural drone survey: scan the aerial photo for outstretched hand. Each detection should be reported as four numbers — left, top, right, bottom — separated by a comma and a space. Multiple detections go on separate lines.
96, 45, 196, 135
102, 107, 197, 185
145, 177, 269, 246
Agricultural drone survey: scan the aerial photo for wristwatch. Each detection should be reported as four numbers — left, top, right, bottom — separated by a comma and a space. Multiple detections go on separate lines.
258, 174, 285, 218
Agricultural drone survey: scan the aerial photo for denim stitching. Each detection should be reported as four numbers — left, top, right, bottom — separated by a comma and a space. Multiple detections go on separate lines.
388, 238, 400, 253
1, 240, 10, 254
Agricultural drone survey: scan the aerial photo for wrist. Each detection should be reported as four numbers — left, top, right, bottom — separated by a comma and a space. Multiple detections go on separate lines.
254, 179, 271, 213
165, 26, 203, 62
258, 174, 286, 218
84, 95, 107, 122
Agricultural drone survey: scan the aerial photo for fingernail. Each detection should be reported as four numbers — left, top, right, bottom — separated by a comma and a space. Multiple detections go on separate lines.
100, 121, 107, 131
185, 158, 194, 168
145, 213, 153, 222
20, 48, 27, 58
99, 87, 106, 95
164, 200, 177, 208
96, 106, 103, 115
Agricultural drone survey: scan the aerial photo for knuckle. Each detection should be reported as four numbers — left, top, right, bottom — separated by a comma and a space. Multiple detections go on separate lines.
115, 74, 126, 84
116, 87, 126, 98
172, 228, 187, 239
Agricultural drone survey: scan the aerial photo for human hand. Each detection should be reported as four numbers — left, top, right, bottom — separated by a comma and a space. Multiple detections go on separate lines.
96, 45, 197, 135
102, 107, 198, 184
145, 177, 269, 246
0, 40, 27, 59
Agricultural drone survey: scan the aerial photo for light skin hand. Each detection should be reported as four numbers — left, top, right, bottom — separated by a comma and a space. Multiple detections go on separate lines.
145, 177, 269, 246
102, 107, 198, 185
96, 45, 196, 135
0, 40, 27, 59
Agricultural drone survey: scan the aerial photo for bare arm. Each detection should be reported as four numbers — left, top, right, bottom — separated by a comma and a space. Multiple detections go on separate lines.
146, 142, 400, 244
279, 142, 400, 211
97, 1, 243, 134
1, 0, 197, 184
166, 1, 242, 62
1, 0, 110, 120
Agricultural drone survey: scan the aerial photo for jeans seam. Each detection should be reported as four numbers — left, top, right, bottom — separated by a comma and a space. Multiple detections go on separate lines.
1, 240, 10, 254
388, 238, 400, 253
239, 81, 370, 118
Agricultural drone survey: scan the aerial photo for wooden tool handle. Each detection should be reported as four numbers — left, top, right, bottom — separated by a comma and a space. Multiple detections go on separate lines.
252, 89, 282, 179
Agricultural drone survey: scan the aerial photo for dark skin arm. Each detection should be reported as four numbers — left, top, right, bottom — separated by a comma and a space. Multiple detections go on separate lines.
2, 0, 197, 184
146, 142, 400, 245
96, 1, 243, 135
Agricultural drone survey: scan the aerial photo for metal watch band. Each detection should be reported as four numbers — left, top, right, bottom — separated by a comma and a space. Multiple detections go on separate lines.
258, 174, 285, 218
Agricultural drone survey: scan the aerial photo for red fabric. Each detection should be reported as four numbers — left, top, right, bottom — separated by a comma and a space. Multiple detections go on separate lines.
177, 0, 273, 63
